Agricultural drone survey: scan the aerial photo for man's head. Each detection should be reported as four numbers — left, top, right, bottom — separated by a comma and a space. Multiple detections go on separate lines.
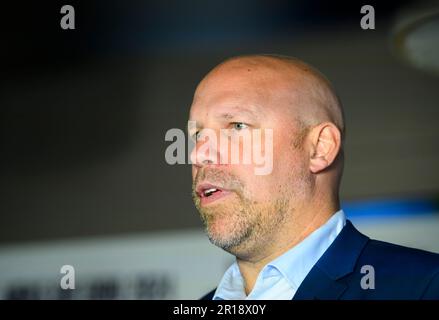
189, 54, 344, 260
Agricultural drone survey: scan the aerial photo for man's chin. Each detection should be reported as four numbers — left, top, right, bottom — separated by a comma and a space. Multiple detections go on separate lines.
204, 220, 251, 252
207, 233, 242, 252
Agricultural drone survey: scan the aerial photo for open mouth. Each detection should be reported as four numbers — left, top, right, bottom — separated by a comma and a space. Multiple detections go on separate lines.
196, 183, 232, 205
203, 188, 220, 197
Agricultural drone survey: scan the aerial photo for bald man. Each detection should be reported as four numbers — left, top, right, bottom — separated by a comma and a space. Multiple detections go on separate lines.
189, 54, 439, 300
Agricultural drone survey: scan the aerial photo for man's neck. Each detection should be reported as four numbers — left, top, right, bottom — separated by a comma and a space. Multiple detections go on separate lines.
236, 203, 339, 295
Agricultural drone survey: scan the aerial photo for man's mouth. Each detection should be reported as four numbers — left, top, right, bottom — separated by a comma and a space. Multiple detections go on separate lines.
196, 183, 232, 206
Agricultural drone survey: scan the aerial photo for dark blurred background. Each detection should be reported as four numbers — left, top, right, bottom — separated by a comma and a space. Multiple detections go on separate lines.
1, 0, 439, 245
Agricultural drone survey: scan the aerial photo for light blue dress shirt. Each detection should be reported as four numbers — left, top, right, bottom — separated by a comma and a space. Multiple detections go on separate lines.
213, 210, 346, 300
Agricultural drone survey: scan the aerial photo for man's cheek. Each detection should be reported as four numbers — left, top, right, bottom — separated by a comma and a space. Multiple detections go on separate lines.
251, 128, 274, 176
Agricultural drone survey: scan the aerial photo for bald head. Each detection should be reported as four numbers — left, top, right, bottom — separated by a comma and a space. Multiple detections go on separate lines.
194, 54, 344, 140
190, 53, 345, 201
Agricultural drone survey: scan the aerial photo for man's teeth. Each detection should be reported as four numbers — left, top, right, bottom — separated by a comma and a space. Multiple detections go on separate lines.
204, 188, 218, 197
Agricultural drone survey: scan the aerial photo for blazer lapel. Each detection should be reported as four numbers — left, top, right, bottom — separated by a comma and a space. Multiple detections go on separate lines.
293, 220, 369, 300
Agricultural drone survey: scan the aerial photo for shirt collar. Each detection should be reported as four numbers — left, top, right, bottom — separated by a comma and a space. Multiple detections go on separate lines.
267, 210, 346, 290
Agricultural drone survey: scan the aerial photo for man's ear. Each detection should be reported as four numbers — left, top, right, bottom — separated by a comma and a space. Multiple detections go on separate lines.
309, 122, 342, 174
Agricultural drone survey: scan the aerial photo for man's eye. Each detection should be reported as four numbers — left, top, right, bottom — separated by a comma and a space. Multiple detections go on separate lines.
232, 122, 249, 130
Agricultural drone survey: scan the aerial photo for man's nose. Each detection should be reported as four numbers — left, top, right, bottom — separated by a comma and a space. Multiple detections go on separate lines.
190, 130, 221, 167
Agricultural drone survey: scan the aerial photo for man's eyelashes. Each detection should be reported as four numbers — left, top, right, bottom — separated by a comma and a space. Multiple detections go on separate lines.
230, 122, 249, 131
190, 122, 250, 141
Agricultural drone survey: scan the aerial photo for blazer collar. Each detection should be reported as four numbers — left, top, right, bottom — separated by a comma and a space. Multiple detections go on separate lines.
293, 220, 369, 300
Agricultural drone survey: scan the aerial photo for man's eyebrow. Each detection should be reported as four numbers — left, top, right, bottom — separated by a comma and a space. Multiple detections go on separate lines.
187, 106, 260, 130
215, 107, 260, 120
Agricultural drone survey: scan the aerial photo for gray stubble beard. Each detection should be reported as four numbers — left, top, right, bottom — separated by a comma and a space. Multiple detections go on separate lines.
193, 186, 291, 258
192, 163, 311, 258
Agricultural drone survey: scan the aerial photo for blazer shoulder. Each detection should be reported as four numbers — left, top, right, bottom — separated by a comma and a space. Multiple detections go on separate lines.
363, 238, 439, 269
359, 238, 439, 293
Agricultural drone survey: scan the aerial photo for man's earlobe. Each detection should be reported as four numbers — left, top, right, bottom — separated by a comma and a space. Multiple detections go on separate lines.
309, 123, 341, 174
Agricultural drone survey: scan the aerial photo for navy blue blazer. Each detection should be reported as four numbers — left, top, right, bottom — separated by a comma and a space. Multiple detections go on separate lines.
201, 220, 439, 300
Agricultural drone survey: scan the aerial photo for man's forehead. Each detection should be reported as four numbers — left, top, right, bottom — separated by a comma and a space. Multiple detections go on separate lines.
195, 72, 268, 101
198, 61, 291, 91
191, 72, 292, 111
188, 56, 313, 125
189, 94, 263, 122
190, 86, 297, 125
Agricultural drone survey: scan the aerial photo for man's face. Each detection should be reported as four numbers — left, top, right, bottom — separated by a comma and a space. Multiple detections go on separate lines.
189, 66, 312, 256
